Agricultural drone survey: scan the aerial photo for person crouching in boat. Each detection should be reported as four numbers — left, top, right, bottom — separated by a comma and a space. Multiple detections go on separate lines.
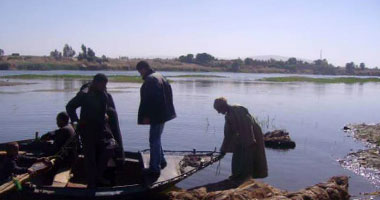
66, 73, 119, 188
213, 97, 268, 183
0, 142, 45, 183
40, 112, 76, 162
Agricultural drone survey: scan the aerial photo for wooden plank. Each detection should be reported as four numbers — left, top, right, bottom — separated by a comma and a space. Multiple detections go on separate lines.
0, 173, 29, 195
66, 182, 87, 188
0, 151, 26, 156
141, 154, 183, 183
52, 169, 71, 187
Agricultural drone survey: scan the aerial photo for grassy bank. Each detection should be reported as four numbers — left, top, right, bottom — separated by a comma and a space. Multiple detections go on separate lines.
167, 74, 226, 78
259, 76, 380, 83
0, 74, 226, 83
1, 74, 143, 83
0, 80, 35, 86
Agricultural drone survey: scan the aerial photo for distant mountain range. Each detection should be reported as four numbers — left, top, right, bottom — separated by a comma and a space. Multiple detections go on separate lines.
251, 55, 314, 63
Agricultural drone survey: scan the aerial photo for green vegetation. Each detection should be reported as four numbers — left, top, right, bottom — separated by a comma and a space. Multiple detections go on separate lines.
108, 76, 142, 83
2, 74, 143, 83
167, 74, 226, 78
2, 46, 380, 76
259, 76, 380, 83
0, 80, 34, 86
1, 74, 227, 82
177, 53, 380, 76
49, 44, 107, 64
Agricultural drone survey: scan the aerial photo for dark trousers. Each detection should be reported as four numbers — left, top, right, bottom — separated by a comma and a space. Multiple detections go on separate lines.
149, 123, 166, 173
82, 132, 114, 188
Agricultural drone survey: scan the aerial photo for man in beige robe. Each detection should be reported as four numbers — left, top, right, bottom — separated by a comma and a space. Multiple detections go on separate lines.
214, 97, 268, 181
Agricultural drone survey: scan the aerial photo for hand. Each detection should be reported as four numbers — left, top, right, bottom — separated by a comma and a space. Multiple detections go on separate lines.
105, 114, 109, 122
27, 168, 36, 175
71, 121, 79, 129
142, 118, 150, 124
37, 157, 50, 163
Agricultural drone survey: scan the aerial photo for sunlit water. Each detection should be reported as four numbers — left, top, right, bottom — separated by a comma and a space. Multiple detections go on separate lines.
1, 70, 379, 198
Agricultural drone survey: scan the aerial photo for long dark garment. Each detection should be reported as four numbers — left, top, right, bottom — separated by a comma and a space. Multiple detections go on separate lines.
66, 84, 118, 188
107, 107, 125, 165
221, 105, 268, 180
80, 124, 115, 188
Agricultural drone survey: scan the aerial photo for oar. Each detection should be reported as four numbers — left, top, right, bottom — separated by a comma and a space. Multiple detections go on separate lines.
0, 128, 79, 196
0, 157, 55, 195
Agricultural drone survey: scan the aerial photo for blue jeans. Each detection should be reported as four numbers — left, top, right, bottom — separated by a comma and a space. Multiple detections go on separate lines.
149, 123, 166, 173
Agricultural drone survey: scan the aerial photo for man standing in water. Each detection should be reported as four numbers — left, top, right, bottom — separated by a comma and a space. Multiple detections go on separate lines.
136, 61, 176, 179
213, 97, 268, 182
66, 73, 118, 188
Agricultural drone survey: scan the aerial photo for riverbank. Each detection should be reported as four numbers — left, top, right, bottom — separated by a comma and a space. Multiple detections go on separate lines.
0, 74, 226, 83
260, 76, 380, 84
168, 176, 349, 200
2, 55, 380, 76
0, 80, 34, 87
341, 123, 380, 189
0, 56, 220, 72
1, 74, 143, 83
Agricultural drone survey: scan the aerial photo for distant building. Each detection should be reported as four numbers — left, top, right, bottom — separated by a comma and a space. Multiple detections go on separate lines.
11, 53, 20, 56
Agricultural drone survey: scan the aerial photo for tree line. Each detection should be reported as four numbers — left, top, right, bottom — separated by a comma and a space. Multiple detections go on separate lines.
49, 44, 108, 63
178, 53, 375, 75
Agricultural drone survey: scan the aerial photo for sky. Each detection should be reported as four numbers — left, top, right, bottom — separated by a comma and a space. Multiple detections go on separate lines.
0, 0, 379, 67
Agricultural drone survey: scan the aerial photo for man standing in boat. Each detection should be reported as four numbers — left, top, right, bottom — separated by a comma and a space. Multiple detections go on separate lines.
66, 73, 119, 188
213, 97, 268, 182
136, 61, 176, 178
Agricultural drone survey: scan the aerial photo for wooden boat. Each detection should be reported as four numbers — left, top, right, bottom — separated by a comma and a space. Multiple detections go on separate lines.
0, 139, 223, 199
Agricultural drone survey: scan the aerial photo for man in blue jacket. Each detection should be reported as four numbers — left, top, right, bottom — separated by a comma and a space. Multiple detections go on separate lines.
136, 61, 176, 178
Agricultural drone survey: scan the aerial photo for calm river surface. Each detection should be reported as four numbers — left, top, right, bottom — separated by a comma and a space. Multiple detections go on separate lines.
1, 70, 379, 197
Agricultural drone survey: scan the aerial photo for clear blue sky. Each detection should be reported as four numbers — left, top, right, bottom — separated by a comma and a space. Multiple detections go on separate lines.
1, 0, 379, 67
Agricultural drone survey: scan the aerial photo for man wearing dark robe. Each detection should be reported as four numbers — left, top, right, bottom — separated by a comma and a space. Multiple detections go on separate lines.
66, 73, 118, 188
214, 97, 268, 182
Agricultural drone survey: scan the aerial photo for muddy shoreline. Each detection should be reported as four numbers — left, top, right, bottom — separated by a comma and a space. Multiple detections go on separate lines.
341, 123, 380, 190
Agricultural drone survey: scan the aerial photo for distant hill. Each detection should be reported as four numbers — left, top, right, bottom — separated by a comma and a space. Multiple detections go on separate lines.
251, 55, 314, 63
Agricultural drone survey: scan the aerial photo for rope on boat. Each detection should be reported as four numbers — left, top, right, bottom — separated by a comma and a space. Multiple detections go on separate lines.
215, 159, 222, 176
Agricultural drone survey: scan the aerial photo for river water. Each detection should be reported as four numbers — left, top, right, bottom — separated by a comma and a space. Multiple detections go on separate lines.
0, 70, 379, 197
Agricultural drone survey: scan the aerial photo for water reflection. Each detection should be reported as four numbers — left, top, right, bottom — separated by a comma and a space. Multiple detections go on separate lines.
313, 84, 326, 96
344, 84, 354, 95
0, 72, 380, 197
63, 79, 75, 91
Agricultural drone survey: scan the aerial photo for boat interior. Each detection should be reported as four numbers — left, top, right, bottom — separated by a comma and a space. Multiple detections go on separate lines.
0, 140, 216, 189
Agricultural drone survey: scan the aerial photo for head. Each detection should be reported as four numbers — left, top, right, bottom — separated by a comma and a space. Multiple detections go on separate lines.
6, 142, 19, 157
56, 112, 69, 128
136, 61, 152, 78
92, 73, 108, 92
214, 97, 229, 115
